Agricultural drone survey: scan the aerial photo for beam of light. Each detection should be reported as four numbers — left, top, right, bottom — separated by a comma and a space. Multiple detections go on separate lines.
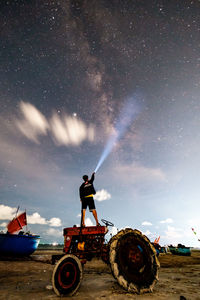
94, 95, 141, 173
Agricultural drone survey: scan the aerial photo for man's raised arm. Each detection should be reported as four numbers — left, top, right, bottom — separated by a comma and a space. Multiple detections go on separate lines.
90, 172, 95, 183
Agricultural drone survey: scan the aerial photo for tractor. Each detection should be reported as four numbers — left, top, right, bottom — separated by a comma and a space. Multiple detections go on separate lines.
51, 219, 160, 297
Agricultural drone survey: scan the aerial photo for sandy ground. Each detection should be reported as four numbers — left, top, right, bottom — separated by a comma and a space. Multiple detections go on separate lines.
0, 250, 200, 300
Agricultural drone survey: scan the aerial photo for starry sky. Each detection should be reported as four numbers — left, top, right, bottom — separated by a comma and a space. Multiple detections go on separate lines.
0, 0, 200, 246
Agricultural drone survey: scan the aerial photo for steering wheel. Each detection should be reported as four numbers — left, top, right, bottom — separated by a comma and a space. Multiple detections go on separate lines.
101, 219, 114, 227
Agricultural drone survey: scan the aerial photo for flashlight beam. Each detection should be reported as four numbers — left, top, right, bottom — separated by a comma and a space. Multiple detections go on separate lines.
95, 95, 141, 173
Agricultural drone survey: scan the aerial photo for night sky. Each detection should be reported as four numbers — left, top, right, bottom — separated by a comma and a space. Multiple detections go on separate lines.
0, 0, 200, 246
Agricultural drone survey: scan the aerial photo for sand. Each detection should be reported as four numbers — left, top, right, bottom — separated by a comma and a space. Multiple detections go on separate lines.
0, 250, 200, 300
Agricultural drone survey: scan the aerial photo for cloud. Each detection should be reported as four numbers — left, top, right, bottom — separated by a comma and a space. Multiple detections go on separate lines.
0, 205, 61, 228
160, 218, 173, 224
85, 217, 94, 226
48, 217, 62, 227
16, 101, 49, 143
0, 222, 7, 227
0, 205, 17, 220
50, 113, 95, 146
16, 101, 95, 146
27, 213, 62, 227
27, 212, 47, 225
142, 221, 152, 226
46, 228, 63, 237
94, 189, 111, 201
50, 114, 70, 145
65, 116, 87, 145
75, 216, 94, 226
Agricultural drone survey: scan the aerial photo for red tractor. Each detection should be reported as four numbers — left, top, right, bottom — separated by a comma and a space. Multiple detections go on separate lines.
52, 219, 159, 297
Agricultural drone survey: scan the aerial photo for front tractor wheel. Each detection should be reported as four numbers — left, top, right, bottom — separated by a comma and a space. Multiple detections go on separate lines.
109, 229, 159, 294
52, 254, 83, 296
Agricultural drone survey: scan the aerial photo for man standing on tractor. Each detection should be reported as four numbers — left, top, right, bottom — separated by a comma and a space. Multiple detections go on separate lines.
79, 172, 99, 227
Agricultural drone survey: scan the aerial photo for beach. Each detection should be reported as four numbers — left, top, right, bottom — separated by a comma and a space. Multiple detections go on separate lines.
0, 250, 200, 300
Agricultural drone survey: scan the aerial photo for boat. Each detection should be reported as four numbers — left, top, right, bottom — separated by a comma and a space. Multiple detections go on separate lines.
168, 244, 191, 256
0, 210, 40, 256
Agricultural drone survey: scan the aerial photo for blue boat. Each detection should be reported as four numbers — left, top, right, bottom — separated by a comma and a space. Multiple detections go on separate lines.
0, 232, 40, 256
168, 244, 191, 256
0, 211, 40, 256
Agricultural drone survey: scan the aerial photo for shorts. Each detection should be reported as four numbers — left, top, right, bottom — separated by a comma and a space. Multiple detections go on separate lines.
81, 197, 96, 211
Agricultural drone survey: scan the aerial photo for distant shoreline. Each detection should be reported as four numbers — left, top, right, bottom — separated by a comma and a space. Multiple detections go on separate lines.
37, 244, 64, 250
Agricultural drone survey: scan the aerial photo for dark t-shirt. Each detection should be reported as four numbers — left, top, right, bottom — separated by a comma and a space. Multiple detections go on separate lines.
79, 173, 96, 200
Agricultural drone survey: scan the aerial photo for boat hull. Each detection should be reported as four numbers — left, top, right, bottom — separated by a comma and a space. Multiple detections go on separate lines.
0, 233, 40, 256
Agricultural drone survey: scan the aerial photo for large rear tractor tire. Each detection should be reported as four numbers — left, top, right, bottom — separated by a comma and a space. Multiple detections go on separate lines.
52, 254, 83, 296
109, 228, 159, 294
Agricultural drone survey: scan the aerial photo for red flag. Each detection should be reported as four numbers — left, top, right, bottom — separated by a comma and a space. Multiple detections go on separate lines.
7, 212, 27, 234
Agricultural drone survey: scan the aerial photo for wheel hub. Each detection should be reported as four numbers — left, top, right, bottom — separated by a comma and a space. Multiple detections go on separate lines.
58, 262, 77, 289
